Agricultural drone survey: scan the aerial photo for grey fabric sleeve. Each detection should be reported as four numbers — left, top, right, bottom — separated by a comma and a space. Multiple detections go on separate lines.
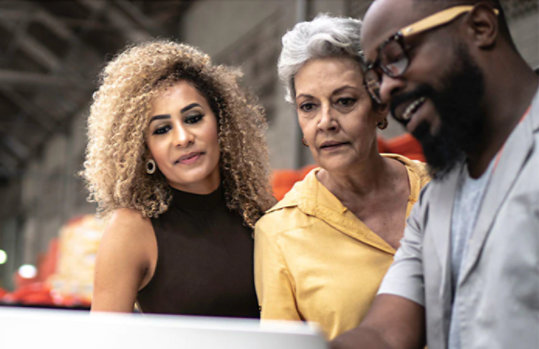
377, 201, 426, 306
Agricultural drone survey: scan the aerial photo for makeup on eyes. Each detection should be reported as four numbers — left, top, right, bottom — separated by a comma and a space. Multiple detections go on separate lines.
149, 115, 171, 135
149, 102, 204, 122
149, 102, 205, 133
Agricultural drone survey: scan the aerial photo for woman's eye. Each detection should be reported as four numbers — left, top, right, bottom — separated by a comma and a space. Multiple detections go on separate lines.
185, 113, 203, 124
153, 125, 171, 135
336, 97, 357, 107
299, 103, 316, 112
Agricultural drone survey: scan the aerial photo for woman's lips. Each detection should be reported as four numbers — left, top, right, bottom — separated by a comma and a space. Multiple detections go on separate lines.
320, 141, 349, 150
175, 152, 203, 165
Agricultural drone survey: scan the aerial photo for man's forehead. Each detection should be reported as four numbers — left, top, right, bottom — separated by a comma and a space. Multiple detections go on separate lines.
361, 0, 433, 58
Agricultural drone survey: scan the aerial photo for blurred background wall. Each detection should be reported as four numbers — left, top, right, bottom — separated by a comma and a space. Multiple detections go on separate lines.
0, 0, 537, 291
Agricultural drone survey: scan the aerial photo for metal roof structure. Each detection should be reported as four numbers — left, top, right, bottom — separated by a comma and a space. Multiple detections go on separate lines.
0, 0, 194, 184
0, 0, 537, 186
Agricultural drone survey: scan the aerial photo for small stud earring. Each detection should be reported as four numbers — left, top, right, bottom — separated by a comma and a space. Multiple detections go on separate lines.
146, 159, 156, 174
377, 118, 388, 130
302, 138, 308, 147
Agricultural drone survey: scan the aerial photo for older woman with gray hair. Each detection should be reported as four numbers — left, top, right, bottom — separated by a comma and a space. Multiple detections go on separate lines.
254, 14, 429, 339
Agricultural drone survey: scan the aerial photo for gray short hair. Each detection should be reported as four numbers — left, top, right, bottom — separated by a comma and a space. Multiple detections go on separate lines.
278, 14, 363, 103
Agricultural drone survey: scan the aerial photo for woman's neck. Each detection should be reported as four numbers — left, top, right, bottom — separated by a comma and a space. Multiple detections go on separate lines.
316, 154, 408, 217
317, 153, 385, 197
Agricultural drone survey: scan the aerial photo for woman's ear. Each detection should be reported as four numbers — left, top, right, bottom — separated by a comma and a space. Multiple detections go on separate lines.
373, 101, 389, 115
374, 103, 390, 130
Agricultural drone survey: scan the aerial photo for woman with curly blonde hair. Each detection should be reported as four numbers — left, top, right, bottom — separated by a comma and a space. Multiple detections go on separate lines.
82, 39, 275, 316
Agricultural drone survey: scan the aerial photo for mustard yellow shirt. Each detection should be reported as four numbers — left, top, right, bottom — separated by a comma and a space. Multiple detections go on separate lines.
254, 154, 430, 339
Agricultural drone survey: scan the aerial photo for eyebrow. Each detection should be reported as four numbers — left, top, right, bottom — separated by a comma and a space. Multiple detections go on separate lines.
148, 102, 202, 124
180, 102, 201, 114
296, 85, 358, 100
295, 93, 314, 101
333, 85, 358, 94
149, 114, 170, 123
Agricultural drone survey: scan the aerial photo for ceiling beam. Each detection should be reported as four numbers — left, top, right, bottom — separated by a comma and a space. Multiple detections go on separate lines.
0, 19, 63, 71
0, 5, 94, 86
0, 69, 73, 87
0, 87, 58, 133
0, 131, 29, 161
0, 148, 20, 181
0, 165, 14, 182
78, 0, 153, 42
114, 0, 162, 36
0, 8, 77, 42
0, 149, 19, 169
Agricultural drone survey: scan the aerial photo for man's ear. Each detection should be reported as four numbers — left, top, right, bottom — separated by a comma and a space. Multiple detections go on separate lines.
466, 4, 499, 49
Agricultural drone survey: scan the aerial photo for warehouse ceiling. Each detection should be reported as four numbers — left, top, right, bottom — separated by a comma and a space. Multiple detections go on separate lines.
0, 0, 194, 185
0, 0, 537, 187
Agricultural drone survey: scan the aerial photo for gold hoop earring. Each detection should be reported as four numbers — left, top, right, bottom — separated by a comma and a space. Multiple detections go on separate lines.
146, 159, 156, 174
377, 118, 388, 130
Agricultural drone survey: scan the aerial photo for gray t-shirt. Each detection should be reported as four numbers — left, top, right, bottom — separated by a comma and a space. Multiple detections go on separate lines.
448, 160, 495, 349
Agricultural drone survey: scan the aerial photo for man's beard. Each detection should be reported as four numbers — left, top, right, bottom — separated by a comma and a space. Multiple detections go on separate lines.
392, 45, 485, 180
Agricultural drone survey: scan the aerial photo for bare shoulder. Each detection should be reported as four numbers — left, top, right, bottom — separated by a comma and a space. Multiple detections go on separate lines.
109, 207, 152, 230
92, 208, 157, 311
105, 208, 154, 241
99, 208, 156, 269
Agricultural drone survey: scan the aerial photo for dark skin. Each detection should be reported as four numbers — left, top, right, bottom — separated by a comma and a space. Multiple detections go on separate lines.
331, 0, 539, 348
361, 0, 538, 178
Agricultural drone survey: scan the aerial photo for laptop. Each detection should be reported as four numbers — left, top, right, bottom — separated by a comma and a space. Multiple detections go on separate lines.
0, 306, 328, 349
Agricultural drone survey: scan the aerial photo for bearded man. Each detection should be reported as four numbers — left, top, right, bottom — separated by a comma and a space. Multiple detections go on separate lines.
332, 0, 539, 348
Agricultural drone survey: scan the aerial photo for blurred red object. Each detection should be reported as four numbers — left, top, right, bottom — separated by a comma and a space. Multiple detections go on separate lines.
3, 282, 53, 305
271, 164, 316, 201
38, 238, 59, 282
384, 133, 425, 161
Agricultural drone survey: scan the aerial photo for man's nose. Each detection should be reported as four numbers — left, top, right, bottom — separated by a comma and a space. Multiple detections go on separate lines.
379, 74, 405, 104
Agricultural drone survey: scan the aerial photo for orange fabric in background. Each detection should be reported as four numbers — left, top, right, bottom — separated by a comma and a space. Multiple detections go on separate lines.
272, 164, 317, 201
384, 133, 424, 162
271, 134, 424, 200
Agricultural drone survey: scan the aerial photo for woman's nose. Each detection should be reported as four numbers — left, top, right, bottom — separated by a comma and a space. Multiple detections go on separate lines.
317, 105, 337, 131
173, 125, 194, 147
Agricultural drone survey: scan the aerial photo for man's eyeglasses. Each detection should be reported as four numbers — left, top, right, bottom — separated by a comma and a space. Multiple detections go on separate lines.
363, 5, 499, 104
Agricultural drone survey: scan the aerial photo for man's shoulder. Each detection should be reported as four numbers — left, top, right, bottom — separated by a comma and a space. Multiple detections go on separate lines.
528, 85, 539, 131
415, 167, 461, 206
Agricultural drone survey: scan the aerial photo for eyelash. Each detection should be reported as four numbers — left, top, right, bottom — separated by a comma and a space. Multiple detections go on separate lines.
298, 97, 357, 113
336, 97, 357, 107
153, 125, 170, 135
151, 113, 204, 135
185, 113, 203, 124
299, 102, 317, 112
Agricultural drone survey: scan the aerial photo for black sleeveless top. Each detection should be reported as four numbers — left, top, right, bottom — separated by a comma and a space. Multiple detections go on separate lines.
137, 186, 259, 318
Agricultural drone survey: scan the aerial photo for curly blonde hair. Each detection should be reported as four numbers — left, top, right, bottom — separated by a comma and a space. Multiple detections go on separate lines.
82, 40, 275, 228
